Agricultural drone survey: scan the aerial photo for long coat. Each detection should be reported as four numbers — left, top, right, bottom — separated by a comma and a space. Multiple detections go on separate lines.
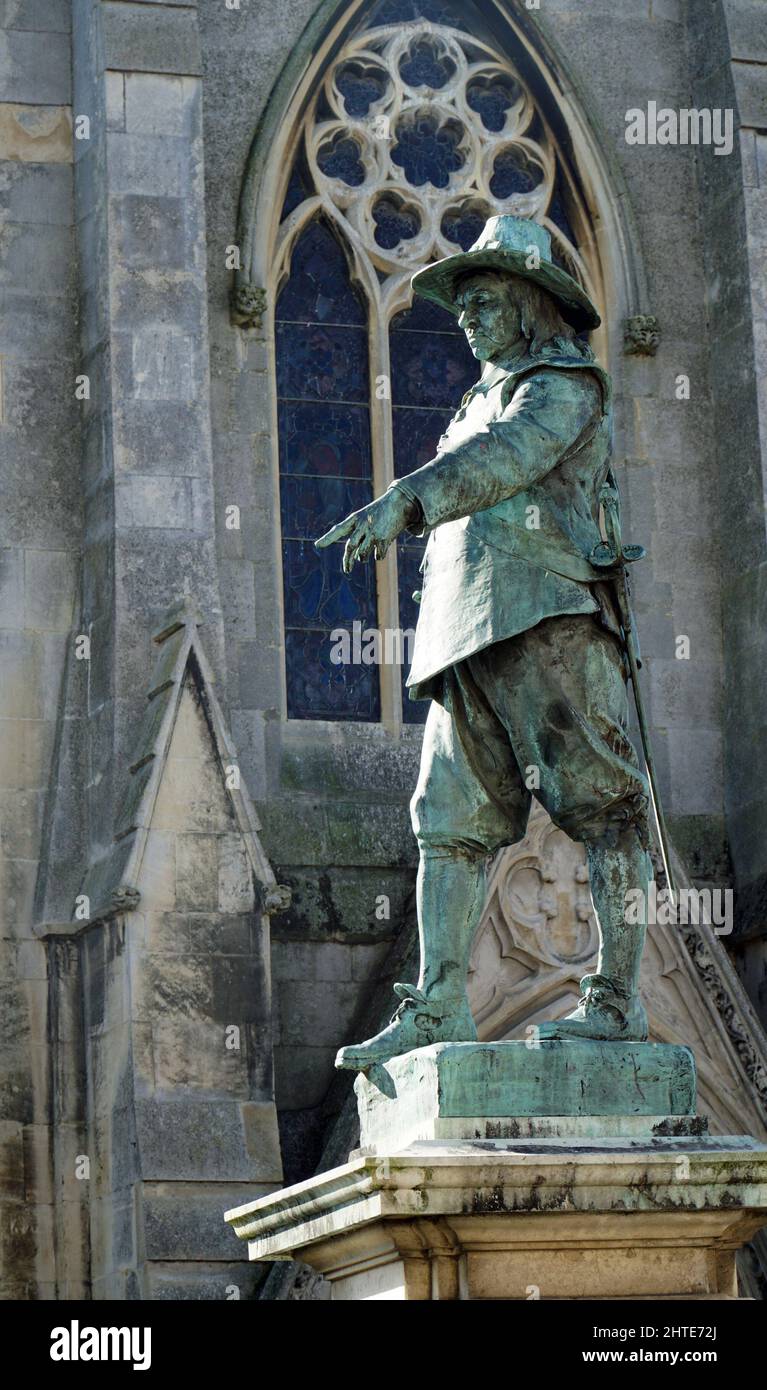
393, 339, 617, 700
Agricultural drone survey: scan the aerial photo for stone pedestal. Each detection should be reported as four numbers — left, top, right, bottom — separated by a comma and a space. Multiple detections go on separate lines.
355, 1039, 698, 1149
225, 1042, 767, 1300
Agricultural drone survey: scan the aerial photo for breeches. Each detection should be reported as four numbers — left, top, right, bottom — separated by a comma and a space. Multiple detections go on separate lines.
410, 613, 650, 860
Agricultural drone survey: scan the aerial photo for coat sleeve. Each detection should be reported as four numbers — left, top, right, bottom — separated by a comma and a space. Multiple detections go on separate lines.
391, 368, 603, 531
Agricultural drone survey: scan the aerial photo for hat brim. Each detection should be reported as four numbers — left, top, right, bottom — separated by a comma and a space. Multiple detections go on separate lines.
411, 247, 600, 332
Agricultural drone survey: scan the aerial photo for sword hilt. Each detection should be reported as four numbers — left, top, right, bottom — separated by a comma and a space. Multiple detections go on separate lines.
590, 479, 646, 569
590, 541, 646, 568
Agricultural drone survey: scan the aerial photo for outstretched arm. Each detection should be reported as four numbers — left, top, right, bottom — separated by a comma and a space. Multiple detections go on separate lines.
391, 368, 602, 531
315, 368, 601, 570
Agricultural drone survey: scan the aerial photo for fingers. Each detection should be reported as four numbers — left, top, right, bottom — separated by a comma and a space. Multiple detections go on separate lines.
357, 531, 378, 564
353, 531, 391, 567
318, 505, 393, 571
340, 519, 363, 572
344, 517, 382, 572
342, 535, 357, 574
314, 514, 358, 550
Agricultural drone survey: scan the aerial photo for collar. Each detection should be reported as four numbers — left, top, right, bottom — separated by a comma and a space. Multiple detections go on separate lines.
467, 349, 539, 400
479, 339, 594, 385
457, 340, 599, 412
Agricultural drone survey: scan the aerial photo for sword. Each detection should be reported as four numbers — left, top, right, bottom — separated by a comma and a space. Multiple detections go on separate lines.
589, 469, 677, 905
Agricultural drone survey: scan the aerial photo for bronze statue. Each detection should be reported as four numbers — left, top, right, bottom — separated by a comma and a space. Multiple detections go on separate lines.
317, 216, 655, 1070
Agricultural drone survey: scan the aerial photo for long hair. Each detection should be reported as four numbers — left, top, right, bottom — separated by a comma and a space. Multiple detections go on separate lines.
510, 276, 579, 355
455, 269, 592, 360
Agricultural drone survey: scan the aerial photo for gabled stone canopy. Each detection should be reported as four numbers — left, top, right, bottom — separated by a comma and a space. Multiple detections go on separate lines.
36, 601, 287, 1298
78, 599, 285, 933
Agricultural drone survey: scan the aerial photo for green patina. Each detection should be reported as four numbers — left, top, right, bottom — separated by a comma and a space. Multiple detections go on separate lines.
317, 215, 672, 1075
356, 1041, 696, 1151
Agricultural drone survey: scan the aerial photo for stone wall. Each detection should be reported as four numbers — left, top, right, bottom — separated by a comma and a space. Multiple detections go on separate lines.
0, 0, 79, 1299
688, 0, 767, 1019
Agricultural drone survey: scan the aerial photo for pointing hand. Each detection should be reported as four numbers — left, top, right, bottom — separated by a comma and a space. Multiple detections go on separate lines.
315, 489, 417, 574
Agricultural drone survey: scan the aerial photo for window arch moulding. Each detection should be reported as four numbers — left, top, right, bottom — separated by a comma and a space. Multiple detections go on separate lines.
234, 0, 644, 727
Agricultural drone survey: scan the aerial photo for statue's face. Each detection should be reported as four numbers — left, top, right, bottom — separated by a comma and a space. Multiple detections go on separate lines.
455, 272, 522, 362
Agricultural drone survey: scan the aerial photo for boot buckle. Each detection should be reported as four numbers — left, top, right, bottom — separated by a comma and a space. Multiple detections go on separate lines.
577, 973, 630, 1023
390, 983, 452, 1029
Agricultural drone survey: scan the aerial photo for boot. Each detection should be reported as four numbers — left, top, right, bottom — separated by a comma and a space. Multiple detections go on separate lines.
335, 983, 477, 1070
537, 829, 651, 1042
536, 971, 648, 1042
335, 852, 484, 1071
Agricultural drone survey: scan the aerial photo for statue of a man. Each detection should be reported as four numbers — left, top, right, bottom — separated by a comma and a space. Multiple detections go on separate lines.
316, 215, 653, 1069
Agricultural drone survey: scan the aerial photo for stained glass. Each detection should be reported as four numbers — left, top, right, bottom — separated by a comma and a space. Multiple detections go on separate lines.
280, 475, 371, 541
373, 195, 420, 250
490, 148, 542, 199
466, 75, 521, 132
276, 220, 365, 324
273, 3, 587, 726
391, 294, 459, 332
441, 203, 490, 251
526, 110, 545, 144
548, 171, 578, 253
276, 219, 378, 720
390, 314, 477, 409
280, 144, 312, 219
276, 322, 368, 402
392, 405, 452, 475
391, 113, 464, 189
285, 631, 380, 721
399, 39, 456, 89
317, 133, 366, 187
336, 61, 389, 117
278, 401, 370, 478
282, 541, 376, 631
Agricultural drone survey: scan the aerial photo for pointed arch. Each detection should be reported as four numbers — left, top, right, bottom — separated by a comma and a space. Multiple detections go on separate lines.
234, 0, 645, 353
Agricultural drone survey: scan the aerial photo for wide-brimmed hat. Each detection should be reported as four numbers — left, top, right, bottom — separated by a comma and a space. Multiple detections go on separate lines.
411, 215, 600, 332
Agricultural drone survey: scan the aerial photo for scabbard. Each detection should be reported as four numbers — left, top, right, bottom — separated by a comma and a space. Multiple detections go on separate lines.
606, 566, 677, 901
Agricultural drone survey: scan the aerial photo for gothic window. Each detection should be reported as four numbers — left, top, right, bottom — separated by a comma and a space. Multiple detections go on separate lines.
271, 0, 596, 724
